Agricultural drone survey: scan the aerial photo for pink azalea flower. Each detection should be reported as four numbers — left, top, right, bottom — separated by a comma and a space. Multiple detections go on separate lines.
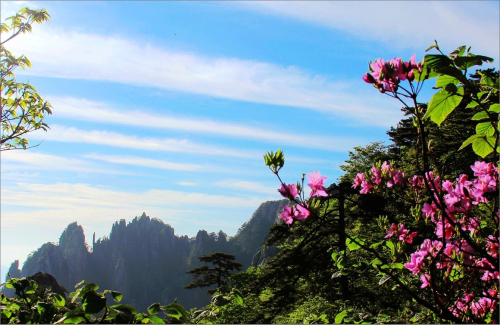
307, 171, 328, 197
471, 161, 497, 178
409, 175, 424, 191
422, 202, 439, 219
420, 273, 431, 288
384, 223, 398, 239
405, 250, 427, 275
360, 181, 374, 194
435, 218, 455, 240
425, 171, 441, 192
371, 166, 382, 185
294, 203, 310, 220
352, 172, 365, 188
391, 57, 406, 81
279, 205, 294, 225
381, 161, 391, 173
278, 183, 298, 200
401, 231, 418, 244
370, 58, 386, 80
486, 235, 499, 258
392, 170, 406, 187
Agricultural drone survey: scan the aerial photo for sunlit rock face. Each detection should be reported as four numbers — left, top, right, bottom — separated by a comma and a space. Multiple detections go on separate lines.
4, 200, 286, 310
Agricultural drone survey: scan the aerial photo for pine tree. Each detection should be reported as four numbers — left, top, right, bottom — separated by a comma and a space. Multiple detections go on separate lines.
185, 252, 243, 295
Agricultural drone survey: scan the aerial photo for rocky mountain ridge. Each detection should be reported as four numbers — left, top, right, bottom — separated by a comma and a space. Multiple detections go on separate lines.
3, 200, 287, 310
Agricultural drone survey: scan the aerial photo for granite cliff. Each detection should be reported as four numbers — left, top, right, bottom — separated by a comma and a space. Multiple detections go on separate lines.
3, 200, 287, 310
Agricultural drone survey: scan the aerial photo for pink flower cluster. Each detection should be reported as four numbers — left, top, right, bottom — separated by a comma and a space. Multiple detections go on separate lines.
277, 171, 327, 225
385, 223, 418, 244
352, 161, 405, 194
450, 290, 499, 321
362, 54, 422, 93
354, 161, 499, 321
420, 163, 499, 240
279, 204, 310, 225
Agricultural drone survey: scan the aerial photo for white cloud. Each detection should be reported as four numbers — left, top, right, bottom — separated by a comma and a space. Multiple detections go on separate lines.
177, 181, 197, 186
29, 124, 258, 158
0, 1, 37, 19
5, 26, 402, 127
2, 182, 269, 215
239, 2, 499, 58
1, 182, 274, 242
85, 154, 203, 172
215, 179, 279, 196
41, 97, 365, 152
0, 150, 135, 175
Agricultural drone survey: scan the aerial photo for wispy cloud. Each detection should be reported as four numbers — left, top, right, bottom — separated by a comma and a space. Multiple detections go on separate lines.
85, 154, 203, 172
29, 124, 258, 158
3, 182, 270, 213
0, 150, 135, 175
0, 1, 36, 19
238, 2, 499, 58
1, 182, 273, 238
215, 179, 279, 196
6, 26, 401, 127
177, 181, 197, 186
40, 97, 365, 152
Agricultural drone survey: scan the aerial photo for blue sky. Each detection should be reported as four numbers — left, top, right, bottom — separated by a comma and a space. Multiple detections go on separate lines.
1, 1, 499, 281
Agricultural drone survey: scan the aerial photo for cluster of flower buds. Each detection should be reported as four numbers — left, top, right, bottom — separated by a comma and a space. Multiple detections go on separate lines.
362, 54, 422, 93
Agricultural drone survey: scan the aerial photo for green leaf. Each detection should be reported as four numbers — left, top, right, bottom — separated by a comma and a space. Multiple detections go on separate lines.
434, 66, 467, 83
435, 75, 460, 88
337, 257, 347, 269
385, 241, 394, 250
162, 303, 188, 320
111, 304, 138, 315
143, 315, 165, 324
52, 294, 65, 307
369, 241, 384, 249
233, 289, 244, 305
82, 291, 106, 314
331, 252, 339, 262
472, 136, 496, 158
64, 316, 86, 324
110, 291, 122, 302
454, 55, 494, 69
459, 134, 482, 150
334, 310, 348, 324
371, 259, 382, 267
472, 111, 489, 121
424, 86, 464, 125
391, 263, 404, 269
448, 45, 466, 60
348, 241, 361, 251
148, 303, 161, 315
490, 103, 499, 113
476, 121, 493, 134
424, 54, 453, 70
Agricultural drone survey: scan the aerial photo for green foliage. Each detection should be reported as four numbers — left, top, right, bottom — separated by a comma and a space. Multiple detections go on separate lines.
1, 7, 52, 151
1, 276, 196, 324
185, 252, 243, 295
264, 148, 285, 174
420, 43, 498, 158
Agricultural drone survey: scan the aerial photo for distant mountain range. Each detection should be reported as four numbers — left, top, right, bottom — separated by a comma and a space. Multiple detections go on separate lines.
2, 200, 287, 311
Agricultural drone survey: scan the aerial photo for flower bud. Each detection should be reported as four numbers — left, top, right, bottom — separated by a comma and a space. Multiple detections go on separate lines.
362, 73, 376, 84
